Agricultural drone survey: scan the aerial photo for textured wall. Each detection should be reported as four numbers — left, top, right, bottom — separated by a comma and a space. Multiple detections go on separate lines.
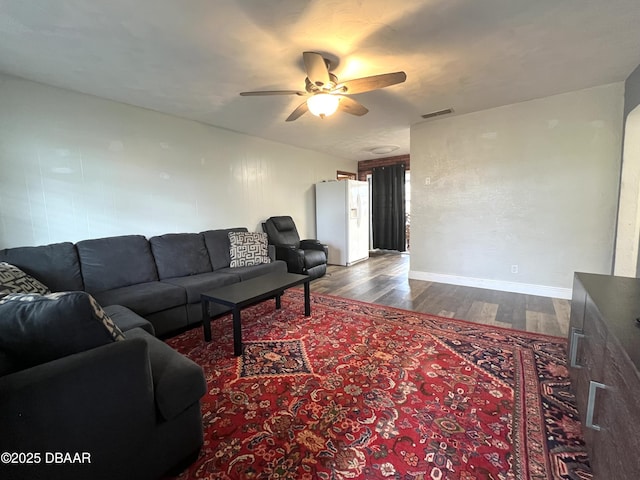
0, 74, 355, 248
410, 83, 624, 293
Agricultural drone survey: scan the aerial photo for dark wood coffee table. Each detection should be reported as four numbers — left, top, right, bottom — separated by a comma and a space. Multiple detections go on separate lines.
201, 272, 311, 356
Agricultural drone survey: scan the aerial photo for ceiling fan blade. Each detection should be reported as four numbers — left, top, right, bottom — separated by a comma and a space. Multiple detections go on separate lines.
286, 101, 309, 122
240, 90, 306, 96
303, 51, 331, 88
338, 96, 369, 116
338, 71, 407, 95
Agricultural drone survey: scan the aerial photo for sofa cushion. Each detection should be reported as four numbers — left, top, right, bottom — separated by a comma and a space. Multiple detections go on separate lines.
162, 271, 240, 304
228, 232, 271, 268
217, 259, 288, 281
201, 228, 248, 270
0, 262, 51, 297
0, 291, 124, 371
125, 327, 207, 421
91, 281, 186, 317
146, 307, 189, 337
149, 233, 212, 279
0, 242, 84, 292
77, 235, 158, 293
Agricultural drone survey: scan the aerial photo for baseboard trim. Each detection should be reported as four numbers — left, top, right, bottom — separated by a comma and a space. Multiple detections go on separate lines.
408, 270, 572, 299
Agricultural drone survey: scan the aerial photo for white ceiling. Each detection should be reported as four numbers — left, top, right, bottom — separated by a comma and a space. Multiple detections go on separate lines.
1, 0, 639, 161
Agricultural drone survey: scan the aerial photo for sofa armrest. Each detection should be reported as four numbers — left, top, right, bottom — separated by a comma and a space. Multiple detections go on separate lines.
0, 338, 156, 480
125, 327, 206, 421
104, 304, 156, 335
300, 239, 329, 256
274, 245, 305, 274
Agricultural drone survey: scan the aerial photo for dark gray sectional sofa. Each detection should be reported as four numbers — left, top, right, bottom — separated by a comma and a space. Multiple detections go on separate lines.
0, 227, 287, 336
0, 227, 287, 480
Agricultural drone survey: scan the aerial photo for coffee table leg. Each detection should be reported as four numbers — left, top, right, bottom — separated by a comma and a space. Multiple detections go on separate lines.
275, 292, 282, 309
304, 281, 311, 316
202, 299, 212, 342
232, 306, 242, 356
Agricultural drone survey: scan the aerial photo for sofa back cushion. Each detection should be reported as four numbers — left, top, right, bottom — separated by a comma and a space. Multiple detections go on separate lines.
0, 242, 84, 292
264, 216, 301, 247
77, 235, 158, 293
149, 233, 212, 279
201, 228, 248, 270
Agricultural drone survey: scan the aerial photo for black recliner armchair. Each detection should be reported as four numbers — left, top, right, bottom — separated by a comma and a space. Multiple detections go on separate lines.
263, 216, 328, 280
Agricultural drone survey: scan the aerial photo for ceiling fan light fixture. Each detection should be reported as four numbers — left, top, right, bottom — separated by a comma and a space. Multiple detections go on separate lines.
241, 52, 406, 122
307, 93, 339, 118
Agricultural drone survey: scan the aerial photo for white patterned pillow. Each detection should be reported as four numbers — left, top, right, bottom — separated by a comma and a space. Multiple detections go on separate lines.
228, 232, 271, 268
0, 262, 50, 298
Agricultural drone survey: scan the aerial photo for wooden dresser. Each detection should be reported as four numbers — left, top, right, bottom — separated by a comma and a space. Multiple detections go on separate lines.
568, 272, 640, 478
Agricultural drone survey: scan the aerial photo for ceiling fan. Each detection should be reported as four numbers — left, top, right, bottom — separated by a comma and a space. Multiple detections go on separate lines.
240, 51, 407, 121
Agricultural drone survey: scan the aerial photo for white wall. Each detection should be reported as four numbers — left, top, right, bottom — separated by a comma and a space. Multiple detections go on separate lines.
410, 83, 624, 298
0, 74, 355, 248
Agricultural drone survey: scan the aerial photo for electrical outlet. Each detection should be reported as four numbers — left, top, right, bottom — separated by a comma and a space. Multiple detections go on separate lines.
425, 176, 431, 185
511, 265, 518, 274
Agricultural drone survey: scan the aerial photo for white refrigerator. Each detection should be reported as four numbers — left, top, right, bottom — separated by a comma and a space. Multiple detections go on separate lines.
315, 180, 369, 266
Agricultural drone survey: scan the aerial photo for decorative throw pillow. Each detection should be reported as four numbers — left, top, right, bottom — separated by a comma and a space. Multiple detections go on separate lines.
228, 231, 271, 268
0, 291, 125, 372
0, 262, 50, 298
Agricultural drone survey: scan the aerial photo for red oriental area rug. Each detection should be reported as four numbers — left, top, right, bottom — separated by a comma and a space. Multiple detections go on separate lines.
166, 291, 591, 480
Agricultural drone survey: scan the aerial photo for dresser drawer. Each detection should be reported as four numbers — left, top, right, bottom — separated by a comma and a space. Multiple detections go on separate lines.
570, 290, 608, 449
587, 337, 640, 478
578, 297, 607, 377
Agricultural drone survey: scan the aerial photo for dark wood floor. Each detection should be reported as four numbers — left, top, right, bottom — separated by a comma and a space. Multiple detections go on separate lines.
309, 252, 570, 337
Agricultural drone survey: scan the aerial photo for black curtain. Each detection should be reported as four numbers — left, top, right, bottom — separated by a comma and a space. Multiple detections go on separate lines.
372, 164, 406, 252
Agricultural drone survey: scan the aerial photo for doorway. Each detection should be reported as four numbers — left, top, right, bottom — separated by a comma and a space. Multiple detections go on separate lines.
367, 169, 411, 252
